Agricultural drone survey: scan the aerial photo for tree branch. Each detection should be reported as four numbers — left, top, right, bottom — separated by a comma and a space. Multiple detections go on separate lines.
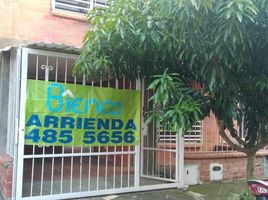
253, 142, 268, 152
229, 128, 247, 146
216, 118, 248, 153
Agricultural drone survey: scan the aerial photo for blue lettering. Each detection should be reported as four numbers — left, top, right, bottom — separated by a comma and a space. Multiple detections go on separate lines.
97, 119, 109, 130
77, 117, 83, 129
46, 83, 124, 116
84, 118, 95, 129
47, 83, 64, 112
84, 99, 101, 114
125, 119, 137, 130
101, 100, 122, 116
72, 98, 83, 114
26, 114, 41, 127
111, 119, 123, 130
61, 117, 75, 129
44, 115, 58, 128
110, 101, 123, 116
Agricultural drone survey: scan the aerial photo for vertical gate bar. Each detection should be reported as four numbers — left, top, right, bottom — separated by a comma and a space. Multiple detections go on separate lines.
176, 129, 184, 184
88, 78, 93, 191
157, 132, 160, 177
30, 54, 39, 197
60, 156, 64, 194
60, 57, 68, 194
64, 59, 68, 83
70, 116, 74, 189
115, 78, 119, 89
127, 81, 132, 187
97, 148, 100, 190
35, 55, 39, 80
50, 146, 55, 195
113, 78, 119, 188
105, 75, 111, 190
40, 55, 50, 196
127, 77, 132, 187
83, 74, 86, 85
105, 139, 108, 189
88, 145, 91, 191
55, 57, 58, 82
79, 154, 83, 192
67, 59, 73, 193
215, 120, 218, 151
127, 150, 130, 187
51, 56, 58, 195
120, 146, 123, 188
146, 90, 149, 175
40, 148, 45, 195
120, 76, 126, 188
30, 153, 35, 196
75, 75, 80, 191
205, 119, 208, 151
152, 108, 155, 176
140, 80, 144, 177
169, 130, 172, 179
44, 56, 48, 81
16, 48, 28, 199
12, 48, 21, 199
113, 149, 116, 188
163, 127, 166, 178
134, 79, 141, 187
96, 76, 101, 190
194, 122, 197, 152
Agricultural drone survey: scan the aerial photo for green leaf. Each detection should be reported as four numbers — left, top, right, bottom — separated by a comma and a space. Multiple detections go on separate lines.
236, 12, 243, 22
227, 9, 232, 19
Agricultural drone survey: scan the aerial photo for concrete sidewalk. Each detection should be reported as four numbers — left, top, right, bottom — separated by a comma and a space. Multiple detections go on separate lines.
82, 189, 200, 200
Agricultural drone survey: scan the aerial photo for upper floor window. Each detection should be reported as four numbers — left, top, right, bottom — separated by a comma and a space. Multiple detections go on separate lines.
52, 0, 108, 15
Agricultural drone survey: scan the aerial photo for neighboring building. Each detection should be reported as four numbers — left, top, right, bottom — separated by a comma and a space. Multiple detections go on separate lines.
0, 1, 267, 199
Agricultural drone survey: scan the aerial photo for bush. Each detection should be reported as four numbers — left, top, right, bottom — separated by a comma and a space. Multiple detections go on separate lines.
228, 190, 250, 200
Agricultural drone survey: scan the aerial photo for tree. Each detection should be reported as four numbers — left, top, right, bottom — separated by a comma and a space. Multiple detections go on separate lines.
75, 0, 268, 179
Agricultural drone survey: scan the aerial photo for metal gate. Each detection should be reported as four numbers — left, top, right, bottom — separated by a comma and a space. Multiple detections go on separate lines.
14, 47, 183, 200
141, 89, 184, 184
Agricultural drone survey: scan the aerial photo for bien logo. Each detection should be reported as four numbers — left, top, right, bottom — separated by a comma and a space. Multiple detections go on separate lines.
46, 83, 123, 116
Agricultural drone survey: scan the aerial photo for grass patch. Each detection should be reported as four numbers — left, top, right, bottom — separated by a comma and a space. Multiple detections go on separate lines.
189, 180, 248, 200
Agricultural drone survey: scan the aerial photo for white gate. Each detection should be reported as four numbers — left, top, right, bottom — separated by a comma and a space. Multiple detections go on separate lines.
14, 47, 183, 200
141, 89, 184, 184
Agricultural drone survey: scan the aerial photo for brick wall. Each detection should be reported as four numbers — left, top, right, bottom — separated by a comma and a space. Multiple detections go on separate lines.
0, 0, 88, 47
185, 152, 265, 183
0, 155, 13, 199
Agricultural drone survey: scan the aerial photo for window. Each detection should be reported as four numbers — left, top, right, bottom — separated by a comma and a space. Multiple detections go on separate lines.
184, 121, 202, 143
157, 121, 203, 144
52, 0, 108, 15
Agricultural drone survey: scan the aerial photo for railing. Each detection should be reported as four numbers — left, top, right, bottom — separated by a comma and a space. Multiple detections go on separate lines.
53, 0, 108, 15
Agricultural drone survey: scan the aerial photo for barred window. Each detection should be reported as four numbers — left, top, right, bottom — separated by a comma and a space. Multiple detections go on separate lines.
157, 121, 203, 144
184, 121, 202, 143
53, 0, 108, 15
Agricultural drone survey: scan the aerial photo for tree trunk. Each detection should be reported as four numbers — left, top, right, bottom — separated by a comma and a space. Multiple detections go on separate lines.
247, 153, 255, 180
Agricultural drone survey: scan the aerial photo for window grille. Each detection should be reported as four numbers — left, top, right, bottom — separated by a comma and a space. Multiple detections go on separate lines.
184, 121, 202, 143
157, 121, 203, 144
53, 0, 108, 15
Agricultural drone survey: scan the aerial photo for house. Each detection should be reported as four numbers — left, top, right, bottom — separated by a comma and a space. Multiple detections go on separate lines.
0, 0, 267, 199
